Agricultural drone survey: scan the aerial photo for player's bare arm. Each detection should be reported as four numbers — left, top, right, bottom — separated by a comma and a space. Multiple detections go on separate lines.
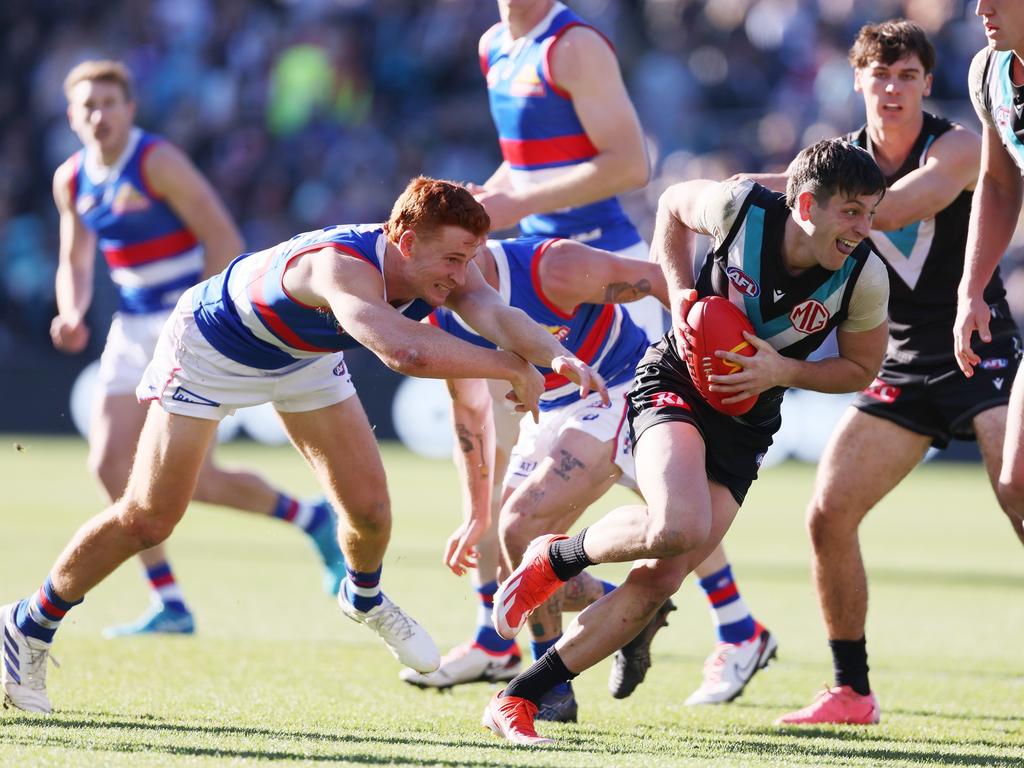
650, 180, 718, 329
955, 123, 1023, 375
536, 239, 668, 310
143, 142, 243, 278
50, 159, 97, 354
443, 376, 496, 576
446, 262, 609, 404
476, 27, 649, 229
872, 127, 980, 230
296, 248, 540, 398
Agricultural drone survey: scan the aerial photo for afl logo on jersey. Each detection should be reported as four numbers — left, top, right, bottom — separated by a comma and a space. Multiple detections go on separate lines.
790, 299, 830, 334
726, 266, 760, 297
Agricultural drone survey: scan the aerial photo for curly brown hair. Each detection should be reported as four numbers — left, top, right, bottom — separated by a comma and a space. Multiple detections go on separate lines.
848, 19, 935, 74
383, 177, 490, 243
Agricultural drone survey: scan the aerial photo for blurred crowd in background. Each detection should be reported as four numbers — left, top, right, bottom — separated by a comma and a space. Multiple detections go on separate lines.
2, 0, 1024, 357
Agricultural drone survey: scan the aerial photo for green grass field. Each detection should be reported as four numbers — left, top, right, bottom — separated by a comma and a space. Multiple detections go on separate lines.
0, 435, 1021, 767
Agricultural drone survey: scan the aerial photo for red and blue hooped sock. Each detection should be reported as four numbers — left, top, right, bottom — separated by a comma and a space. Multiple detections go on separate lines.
145, 561, 188, 613
272, 494, 328, 534
343, 565, 383, 612
698, 564, 757, 644
473, 581, 515, 653
13, 578, 82, 643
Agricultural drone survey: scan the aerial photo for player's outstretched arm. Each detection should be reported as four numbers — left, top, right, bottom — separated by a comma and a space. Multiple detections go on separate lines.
955, 123, 1023, 376
306, 249, 545, 417
447, 263, 609, 404
50, 160, 97, 354
872, 127, 980, 230
442, 376, 496, 576
143, 142, 243, 278
535, 239, 669, 309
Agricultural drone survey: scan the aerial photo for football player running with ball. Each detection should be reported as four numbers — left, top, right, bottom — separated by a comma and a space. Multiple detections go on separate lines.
481, 139, 890, 746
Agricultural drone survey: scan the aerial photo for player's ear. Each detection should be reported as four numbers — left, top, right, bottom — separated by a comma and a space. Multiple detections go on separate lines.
397, 229, 417, 259
853, 68, 863, 94
923, 72, 933, 98
797, 190, 815, 222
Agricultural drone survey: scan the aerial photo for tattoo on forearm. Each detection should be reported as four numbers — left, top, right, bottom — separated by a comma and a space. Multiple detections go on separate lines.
604, 279, 652, 303
455, 423, 488, 477
553, 449, 584, 481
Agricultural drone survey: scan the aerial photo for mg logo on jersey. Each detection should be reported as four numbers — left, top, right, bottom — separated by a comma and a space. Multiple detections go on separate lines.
726, 266, 760, 297
790, 299, 830, 334
651, 391, 690, 410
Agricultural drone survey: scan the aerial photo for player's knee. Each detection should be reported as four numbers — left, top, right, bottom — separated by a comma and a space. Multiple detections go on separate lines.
114, 499, 181, 550
996, 474, 1024, 515
806, 493, 861, 548
87, 449, 131, 498
345, 495, 391, 536
642, 508, 711, 558
623, 562, 685, 603
497, 504, 534, 562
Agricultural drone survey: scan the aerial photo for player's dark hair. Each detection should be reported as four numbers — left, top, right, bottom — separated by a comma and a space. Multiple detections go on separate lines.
785, 139, 886, 209
64, 60, 134, 102
384, 177, 490, 242
848, 19, 935, 74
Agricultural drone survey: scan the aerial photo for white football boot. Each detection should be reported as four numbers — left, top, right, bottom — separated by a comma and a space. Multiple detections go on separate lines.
1, 602, 54, 714
338, 591, 440, 673
399, 641, 521, 689
684, 627, 778, 706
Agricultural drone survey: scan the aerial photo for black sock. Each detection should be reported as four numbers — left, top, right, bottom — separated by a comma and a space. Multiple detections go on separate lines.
548, 529, 594, 582
503, 647, 577, 705
829, 637, 870, 696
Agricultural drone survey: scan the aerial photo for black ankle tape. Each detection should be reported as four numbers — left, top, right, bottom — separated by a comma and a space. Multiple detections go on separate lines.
548, 529, 594, 581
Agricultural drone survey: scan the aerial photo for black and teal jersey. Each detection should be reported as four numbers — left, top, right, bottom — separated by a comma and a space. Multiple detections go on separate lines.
847, 112, 1012, 364
970, 47, 1024, 174
694, 181, 887, 427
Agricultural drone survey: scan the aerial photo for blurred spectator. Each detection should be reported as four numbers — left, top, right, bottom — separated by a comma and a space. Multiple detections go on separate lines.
2, 0, 1023, 346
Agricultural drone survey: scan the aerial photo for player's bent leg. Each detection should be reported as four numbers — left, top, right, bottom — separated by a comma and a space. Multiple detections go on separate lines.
87, 393, 198, 637
3, 407, 214, 713
779, 407, 927, 726
976, 378, 1024, 536
277, 398, 438, 673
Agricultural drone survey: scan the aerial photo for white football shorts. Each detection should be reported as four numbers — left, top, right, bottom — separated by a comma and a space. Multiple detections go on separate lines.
96, 310, 172, 397
136, 288, 356, 421
503, 379, 636, 491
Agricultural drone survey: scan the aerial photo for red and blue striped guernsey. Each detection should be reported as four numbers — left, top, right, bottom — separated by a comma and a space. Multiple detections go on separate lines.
429, 237, 648, 410
479, 2, 641, 252
192, 224, 434, 370
69, 128, 203, 315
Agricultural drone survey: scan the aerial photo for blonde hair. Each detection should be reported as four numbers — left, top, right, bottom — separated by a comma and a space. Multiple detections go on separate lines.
63, 59, 134, 102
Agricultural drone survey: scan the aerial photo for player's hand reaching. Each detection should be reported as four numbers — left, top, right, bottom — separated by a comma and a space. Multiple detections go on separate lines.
550, 356, 610, 406
708, 331, 794, 404
50, 314, 90, 354
443, 517, 488, 577
471, 188, 526, 231
506, 356, 545, 422
953, 294, 990, 377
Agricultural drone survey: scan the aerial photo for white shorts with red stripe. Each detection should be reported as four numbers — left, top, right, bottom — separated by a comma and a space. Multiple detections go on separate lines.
136, 288, 356, 421
503, 380, 636, 491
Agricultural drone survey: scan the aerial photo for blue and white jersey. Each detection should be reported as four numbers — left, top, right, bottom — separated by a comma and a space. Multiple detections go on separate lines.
192, 225, 433, 370
479, 2, 640, 251
694, 180, 889, 425
970, 47, 1024, 174
428, 236, 648, 410
68, 127, 203, 314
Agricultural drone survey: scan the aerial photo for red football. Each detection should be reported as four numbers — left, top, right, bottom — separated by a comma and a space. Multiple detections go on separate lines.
682, 296, 757, 416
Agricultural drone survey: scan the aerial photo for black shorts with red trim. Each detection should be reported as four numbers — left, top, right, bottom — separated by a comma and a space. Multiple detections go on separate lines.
627, 336, 780, 505
852, 334, 1021, 449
